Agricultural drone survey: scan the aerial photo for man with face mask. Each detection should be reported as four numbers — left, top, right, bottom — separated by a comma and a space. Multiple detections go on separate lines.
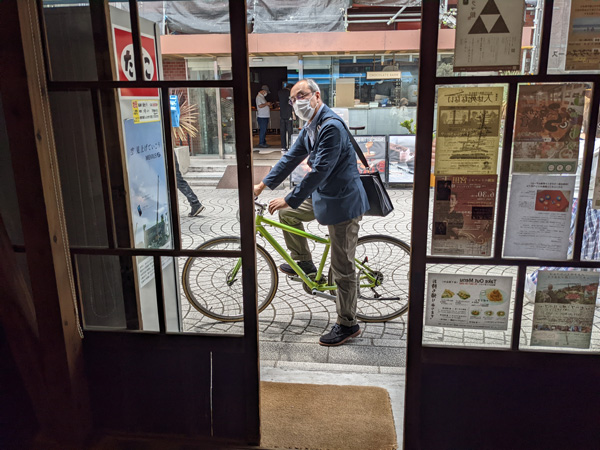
254, 78, 370, 346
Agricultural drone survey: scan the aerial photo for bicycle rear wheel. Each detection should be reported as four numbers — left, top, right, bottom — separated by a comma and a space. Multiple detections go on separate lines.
182, 237, 278, 322
329, 234, 410, 322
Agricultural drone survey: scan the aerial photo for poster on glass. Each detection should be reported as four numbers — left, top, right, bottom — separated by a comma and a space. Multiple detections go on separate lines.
435, 87, 504, 175
512, 84, 586, 174
454, 0, 525, 72
531, 270, 599, 349
432, 175, 497, 257
565, 0, 600, 71
593, 151, 600, 209
388, 135, 415, 184
353, 135, 387, 177
426, 273, 512, 330
504, 174, 575, 259
123, 118, 173, 287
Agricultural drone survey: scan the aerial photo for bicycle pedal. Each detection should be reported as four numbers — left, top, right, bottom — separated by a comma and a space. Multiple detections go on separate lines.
287, 275, 303, 282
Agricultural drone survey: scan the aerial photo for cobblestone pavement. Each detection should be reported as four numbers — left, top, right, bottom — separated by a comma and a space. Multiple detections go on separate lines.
176, 185, 596, 368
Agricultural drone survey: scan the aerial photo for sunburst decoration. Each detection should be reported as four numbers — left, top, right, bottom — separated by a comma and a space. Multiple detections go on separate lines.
171, 90, 199, 143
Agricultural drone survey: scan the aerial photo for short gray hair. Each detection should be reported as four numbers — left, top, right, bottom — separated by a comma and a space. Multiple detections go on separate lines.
302, 78, 321, 94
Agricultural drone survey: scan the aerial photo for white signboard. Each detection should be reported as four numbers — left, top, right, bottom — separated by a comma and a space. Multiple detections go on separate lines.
454, 0, 525, 72
426, 273, 512, 330
504, 175, 576, 259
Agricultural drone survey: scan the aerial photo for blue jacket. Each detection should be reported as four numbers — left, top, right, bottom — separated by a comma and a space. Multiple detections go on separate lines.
262, 104, 369, 225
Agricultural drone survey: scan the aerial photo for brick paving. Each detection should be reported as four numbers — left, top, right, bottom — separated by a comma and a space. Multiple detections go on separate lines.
175, 184, 600, 367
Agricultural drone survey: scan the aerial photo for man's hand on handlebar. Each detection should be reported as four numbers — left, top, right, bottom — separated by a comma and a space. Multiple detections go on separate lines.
268, 198, 288, 215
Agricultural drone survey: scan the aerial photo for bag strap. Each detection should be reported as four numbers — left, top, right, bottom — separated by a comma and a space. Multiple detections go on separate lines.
320, 117, 371, 170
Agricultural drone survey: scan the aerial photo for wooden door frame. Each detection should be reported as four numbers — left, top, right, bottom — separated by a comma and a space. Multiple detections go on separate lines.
405, 1, 600, 448
1, 0, 261, 445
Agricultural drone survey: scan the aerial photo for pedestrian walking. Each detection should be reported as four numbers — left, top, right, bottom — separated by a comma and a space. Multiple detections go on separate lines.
175, 154, 204, 217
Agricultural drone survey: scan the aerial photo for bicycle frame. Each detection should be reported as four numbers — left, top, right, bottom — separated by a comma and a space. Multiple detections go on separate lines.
225, 203, 381, 294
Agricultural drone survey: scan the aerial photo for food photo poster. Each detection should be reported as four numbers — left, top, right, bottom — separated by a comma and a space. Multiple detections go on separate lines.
512, 83, 586, 174
426, 273, 512, 330
504, 174, 576, 259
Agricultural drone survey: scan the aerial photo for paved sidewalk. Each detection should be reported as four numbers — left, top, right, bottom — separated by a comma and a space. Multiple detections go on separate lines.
177, 186, 413, 369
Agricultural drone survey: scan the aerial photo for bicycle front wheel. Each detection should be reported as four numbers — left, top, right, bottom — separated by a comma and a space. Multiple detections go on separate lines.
329, 235, 410, 322
182, 237, 278, 322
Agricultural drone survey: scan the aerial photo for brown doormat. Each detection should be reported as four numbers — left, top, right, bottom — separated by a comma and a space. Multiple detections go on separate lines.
260, 381, 397, 450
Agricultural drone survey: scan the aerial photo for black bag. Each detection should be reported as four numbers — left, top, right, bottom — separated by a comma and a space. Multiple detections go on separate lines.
344, 130, 394, 217
320, 117, 394, 217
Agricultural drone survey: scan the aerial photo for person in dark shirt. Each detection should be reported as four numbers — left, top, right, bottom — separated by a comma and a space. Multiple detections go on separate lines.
278, 82, 294, 150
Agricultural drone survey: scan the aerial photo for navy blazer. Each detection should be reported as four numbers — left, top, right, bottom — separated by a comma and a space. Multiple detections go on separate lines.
262, 104, 369, 225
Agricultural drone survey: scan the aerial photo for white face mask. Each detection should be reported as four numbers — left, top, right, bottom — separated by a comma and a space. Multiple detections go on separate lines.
293, 95, 316, 121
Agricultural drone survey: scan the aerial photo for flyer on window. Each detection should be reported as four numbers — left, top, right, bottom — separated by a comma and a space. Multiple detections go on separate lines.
388, 135, 415, 184
432, 175, 498, 257
454, 0, 525, 72
593, 154, 600, 209
513, 84, 586, 174
426, 273, 512, 330
565, 0, 600, 71
504, 175, 575, 259
435, 87, 503, 176
354, 135, 387, 176
531, 270, 599, 349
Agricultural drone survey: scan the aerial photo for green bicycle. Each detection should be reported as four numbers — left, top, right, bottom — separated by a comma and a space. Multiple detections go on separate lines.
182, 200, 411, 323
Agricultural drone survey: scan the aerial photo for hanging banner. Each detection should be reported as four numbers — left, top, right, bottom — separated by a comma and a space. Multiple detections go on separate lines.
512, 84, 586, 174
531, 270, 599, 349
432, 175, 497, 257
112, 25, 159, 98
504, 174, 575, 259
435, 86, 504, 175
565, 0, 600, 71
454, 0, 525, 72
426, 273, 512, 330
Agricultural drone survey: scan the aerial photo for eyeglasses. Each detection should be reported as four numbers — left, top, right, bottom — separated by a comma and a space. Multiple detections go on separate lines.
288, 91, 313, 106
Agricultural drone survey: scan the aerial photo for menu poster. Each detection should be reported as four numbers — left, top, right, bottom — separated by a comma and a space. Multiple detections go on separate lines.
531, 270, 599, 349
354, 135, 387, 176
388, 135, 415, 184
426, 273, 512, 330
432, 175, 498, 257
504, 175, 576, 259
435, 87, 504, 175
565, 0, 600, 71
513, 84, 586, 174
454, 0, 525, 72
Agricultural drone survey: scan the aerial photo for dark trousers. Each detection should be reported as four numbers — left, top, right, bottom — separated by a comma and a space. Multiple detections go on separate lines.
175, 156, 200, 206
257, 117, 269, 145
280, 117, 293, 149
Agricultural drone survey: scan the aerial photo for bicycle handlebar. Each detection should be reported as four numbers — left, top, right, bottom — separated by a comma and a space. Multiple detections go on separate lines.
254, 198, 268, 215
